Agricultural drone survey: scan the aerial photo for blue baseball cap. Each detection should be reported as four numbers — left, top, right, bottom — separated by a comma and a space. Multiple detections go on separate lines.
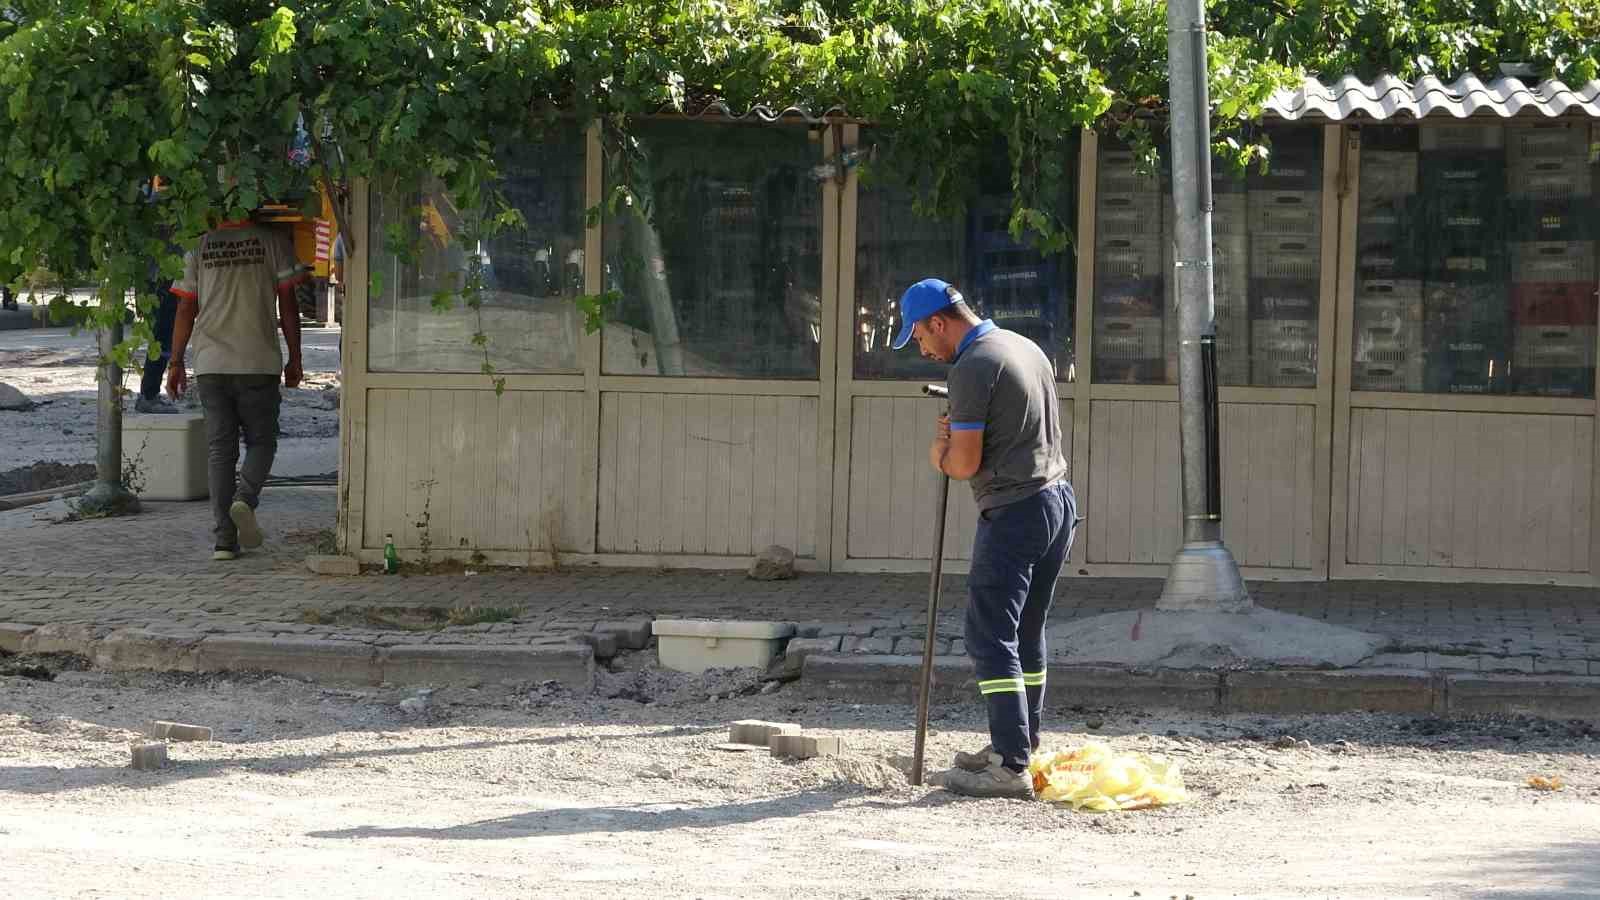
891, 277, 960, 350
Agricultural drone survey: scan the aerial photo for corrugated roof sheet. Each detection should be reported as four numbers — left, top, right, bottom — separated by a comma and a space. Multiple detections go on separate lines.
1265, 74, 1600, 121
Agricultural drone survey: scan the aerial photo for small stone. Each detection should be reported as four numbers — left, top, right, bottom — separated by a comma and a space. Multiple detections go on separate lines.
147, 721, 212, 742
1085, 718, 1104, 731
596, 618, 653, 651
1272, 735, 1301, 750
748, 545, 796, 581
1330, 739, 1354, 753
766, 636, 841, 681
573, 631, 618, 659
130, 742, 168, 770
769, 733, 843, 759
640, 764, 674, 780
398, 696, 429, 716
0, 382, 34, 411
760, 681, 782, 694
842, 635, 895, 655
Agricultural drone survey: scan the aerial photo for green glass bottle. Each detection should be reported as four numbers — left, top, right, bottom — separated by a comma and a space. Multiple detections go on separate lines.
383, 533, 399, 574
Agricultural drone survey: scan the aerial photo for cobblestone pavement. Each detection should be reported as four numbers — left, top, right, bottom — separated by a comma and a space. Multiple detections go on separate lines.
2, 486, 1597, 673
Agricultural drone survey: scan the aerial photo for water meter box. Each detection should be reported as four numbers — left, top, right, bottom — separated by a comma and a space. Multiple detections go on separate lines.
122, 413, 209, 501
652, 619, 796, 674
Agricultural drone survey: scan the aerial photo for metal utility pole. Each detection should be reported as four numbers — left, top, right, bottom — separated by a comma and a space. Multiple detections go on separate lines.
1157, 0, 1248, 612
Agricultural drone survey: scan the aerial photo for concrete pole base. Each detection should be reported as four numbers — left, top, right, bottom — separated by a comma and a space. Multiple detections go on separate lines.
1156, 541, 1250, 613
76, 481, 140, 518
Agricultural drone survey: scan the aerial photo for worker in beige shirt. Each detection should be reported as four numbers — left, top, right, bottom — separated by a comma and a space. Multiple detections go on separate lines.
167, 218, 308, 560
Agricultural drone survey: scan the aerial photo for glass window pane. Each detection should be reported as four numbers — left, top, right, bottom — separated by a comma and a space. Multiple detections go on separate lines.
1353, 122, 1597, 397
367, 131, 586, 373
1092, 127, 1323, 387
601, 121, 822, 379
852, 132, 1077, 381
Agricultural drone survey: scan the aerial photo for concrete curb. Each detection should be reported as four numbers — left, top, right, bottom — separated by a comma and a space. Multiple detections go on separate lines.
798, 654, 1600, 722
6, 623, 1596, 721
5, 626, 595, 690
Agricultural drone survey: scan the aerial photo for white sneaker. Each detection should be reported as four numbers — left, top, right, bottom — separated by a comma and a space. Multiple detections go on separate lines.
230, 501, 263, 549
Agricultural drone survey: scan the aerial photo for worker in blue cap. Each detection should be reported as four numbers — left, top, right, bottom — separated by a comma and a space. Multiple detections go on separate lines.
893, 277, 1077, 799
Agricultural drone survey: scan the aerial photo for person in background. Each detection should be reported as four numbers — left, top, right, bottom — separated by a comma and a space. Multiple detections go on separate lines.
134, 277, 181, 413
1, 283, 16, 311
166, 215, 308, 561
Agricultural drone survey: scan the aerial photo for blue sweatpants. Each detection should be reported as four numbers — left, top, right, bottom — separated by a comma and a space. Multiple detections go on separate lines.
965, 480, 1078, 772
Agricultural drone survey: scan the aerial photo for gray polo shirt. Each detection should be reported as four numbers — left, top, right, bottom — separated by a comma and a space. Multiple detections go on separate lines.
172, 223, 306, 376
947, 321, 1069, 511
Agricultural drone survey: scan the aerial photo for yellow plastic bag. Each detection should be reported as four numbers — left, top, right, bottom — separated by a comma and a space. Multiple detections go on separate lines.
1028, 742, 1189, 811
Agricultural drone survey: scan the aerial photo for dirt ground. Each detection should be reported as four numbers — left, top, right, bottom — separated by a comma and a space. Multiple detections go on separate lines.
0, 326, 342, 483
0, 461, 96, 495
1, 652, 1596, 900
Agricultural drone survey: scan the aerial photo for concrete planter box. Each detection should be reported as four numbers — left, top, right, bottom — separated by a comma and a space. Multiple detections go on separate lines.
653, 619, 795, 674
124, 413, 208, 501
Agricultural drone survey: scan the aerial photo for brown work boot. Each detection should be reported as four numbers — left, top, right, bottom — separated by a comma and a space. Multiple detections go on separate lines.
954, 742, 1039, 772
953, 745, 1001, 772
942, 763, 1036, 800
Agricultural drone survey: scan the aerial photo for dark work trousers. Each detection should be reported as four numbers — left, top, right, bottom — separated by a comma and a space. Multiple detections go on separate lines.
965, 480, 1078, 772
197, 374, 281, 548
138, 281, 179, 402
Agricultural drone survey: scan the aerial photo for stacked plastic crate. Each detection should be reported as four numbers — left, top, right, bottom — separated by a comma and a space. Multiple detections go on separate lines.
1247, 130, 1322, 387
1352, 128, 1425, 391
1417, 125, 1511, 393
1507, 122, 1597, 397
1162, 170, 1250, 385
966, 195, 1068, 365
1093, 146, 1167, 383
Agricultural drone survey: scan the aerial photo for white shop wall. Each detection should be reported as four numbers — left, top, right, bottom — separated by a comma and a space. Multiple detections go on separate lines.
340, 118, 1600, 586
